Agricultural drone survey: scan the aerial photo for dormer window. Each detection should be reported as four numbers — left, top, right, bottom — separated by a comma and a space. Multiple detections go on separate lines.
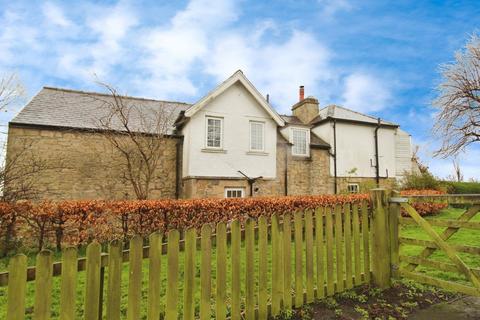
291, 128, 309, 156
206, 116, 223, 149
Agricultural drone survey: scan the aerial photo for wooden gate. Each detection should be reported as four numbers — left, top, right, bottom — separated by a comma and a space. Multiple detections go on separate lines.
390, 194, 480, 296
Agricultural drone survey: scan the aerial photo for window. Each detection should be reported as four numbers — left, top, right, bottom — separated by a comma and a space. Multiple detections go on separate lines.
225, 188, 245, 198
292, 128, 309, 156
347, 184, 359, 194
250, 121, 264, 151
206, 117, 223, 148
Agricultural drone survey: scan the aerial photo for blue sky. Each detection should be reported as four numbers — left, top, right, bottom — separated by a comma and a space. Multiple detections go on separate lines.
0, 0, 479, 179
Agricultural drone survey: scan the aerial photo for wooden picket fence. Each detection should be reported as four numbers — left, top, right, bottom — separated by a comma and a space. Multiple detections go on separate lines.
2, 202, 374, 320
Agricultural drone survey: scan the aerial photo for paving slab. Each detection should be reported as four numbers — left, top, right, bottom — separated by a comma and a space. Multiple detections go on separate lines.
410, 296, 480, 320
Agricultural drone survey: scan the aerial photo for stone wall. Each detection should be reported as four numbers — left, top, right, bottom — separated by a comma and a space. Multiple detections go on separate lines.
6, 126, 179, 200
335, 177, 397, 194
7, 126, 334, 200
181, 140, 333, 198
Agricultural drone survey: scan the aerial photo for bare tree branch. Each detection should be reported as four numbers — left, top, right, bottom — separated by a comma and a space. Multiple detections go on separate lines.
91, 82, 178, 200
433, 34, 480, 157
1, 139, 66, 201
0, 73, 25, 113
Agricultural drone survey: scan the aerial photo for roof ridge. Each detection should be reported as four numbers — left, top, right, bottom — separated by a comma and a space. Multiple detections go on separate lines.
320, 104, 395, 125
333, 104, 381, 121
42, 86, 192, 105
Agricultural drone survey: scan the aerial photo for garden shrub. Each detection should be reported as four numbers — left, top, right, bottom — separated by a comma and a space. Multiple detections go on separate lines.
400, 189, 448, 217
0, 194, 369, 253
400, 171, 441, 191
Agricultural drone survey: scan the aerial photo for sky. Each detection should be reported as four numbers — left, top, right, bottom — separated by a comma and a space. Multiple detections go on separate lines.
0, 0, 479, 180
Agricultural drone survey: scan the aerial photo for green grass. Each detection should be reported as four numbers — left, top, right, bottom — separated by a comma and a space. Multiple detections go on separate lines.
400, 206, 480, 284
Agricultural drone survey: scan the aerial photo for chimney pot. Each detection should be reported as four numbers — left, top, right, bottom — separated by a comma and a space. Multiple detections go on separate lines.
299, 85, 305, 101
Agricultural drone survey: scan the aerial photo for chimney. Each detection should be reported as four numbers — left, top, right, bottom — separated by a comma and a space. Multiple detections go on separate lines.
292, 86, 319, 124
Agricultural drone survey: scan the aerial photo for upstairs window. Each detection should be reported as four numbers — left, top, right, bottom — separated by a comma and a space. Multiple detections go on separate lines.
250, 121, 264, 151
206, 117, 223, 148
225, 188, 244, 198
292, 128, 309, 156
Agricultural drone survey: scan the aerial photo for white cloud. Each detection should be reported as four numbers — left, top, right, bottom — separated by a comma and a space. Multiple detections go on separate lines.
134, 0, 239, 97
205, 29, 333, 112
0, 10, 40, 65
42, 2, 72, 27
341, 72, 392, 113
317, 0, 352, 19
51, 2, 138, 82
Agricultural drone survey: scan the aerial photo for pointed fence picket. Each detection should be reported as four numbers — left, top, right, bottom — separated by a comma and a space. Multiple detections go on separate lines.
2, 203, 374, 319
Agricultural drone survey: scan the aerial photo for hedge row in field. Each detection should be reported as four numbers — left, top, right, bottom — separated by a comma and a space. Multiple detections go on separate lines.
0, 194, 369, 253
400, 189, 448, 217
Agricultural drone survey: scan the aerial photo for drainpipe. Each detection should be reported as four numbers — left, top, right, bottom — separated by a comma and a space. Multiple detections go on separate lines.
374, 118, 381, 186
332, 119, 338, 194
284, 143, 288, 196
175, 138, 183, 199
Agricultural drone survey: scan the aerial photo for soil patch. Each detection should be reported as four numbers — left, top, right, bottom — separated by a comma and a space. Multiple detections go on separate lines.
281, 280, 460, 320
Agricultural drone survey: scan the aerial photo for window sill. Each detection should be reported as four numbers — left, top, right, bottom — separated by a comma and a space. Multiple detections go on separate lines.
246, 151, 269, 156
291, 155, 311, 161
292, 153, 310, 157
201, 148, 227, 154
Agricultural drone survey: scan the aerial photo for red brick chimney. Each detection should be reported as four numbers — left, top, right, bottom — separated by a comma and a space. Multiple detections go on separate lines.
299, 85, 305, 101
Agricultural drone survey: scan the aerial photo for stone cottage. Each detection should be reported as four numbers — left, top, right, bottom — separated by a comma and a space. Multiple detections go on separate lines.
6, 70, 413, 200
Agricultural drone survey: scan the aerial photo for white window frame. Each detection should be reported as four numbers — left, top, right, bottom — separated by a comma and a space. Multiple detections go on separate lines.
205, 116, 223, 149
347, 183, 360, 194
249, 121, 265, 152
291, 127, 310, 156
224, 188, 245, 198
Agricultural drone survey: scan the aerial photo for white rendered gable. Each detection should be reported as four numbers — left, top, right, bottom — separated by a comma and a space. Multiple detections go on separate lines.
181, 80, 278, 179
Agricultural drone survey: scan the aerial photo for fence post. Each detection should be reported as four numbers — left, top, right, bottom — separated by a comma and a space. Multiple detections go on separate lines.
389, 190, 401, 279
370, 188, 391, 289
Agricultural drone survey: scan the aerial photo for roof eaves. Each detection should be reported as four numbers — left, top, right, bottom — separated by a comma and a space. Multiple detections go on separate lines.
312, 116, 399, 128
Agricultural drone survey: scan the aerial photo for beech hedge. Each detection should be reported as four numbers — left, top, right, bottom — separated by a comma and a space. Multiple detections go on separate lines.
0, 191, 450, 255
0, 194, 369, 253
400, 189, 448, 217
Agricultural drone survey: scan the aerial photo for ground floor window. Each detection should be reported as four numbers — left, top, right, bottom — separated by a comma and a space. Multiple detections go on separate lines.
347, 183, 360, 194
225, 187, 245, 198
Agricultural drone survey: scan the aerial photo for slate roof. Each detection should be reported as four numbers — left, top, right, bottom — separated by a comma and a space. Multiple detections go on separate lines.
10, 87, 191, 135
315, 105, 397, 126
310, 132, 330, 149
280, 115, 308, 126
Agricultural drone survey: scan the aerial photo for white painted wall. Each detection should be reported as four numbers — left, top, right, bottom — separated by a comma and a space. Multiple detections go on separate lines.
182, 82, 277, 179
313, 122, 408, 178
395, 129, 413, 177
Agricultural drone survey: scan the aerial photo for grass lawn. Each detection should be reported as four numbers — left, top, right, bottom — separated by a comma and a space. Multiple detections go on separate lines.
400, 206, 480, 284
